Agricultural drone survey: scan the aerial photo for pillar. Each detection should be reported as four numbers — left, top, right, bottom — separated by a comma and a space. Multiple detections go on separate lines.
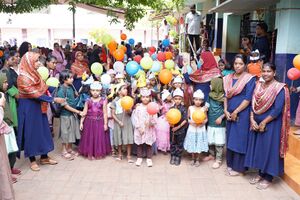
275, 0, 300, 119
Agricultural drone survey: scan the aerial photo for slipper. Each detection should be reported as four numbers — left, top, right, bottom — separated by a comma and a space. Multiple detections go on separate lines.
61, 152, 75, 161
40, 157, 58, 165
256, 180, 271, 190
68, 150, 79, 157
225, 168, 240, 176
30, 162, 40, 172
127, 156, 134, 163
249, 175, 262, 185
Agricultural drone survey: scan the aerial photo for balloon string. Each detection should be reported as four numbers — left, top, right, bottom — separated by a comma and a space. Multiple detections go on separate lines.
291, 80, 294, 87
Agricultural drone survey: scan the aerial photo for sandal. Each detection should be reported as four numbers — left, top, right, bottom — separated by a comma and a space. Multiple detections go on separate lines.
225, 168, 240, 176
68, 150, 79, 157
212, 161, 222, 169
256, 180, 271, 190
127, 156, 134, 163
249, 175, 262, 185
40, 157, 58, 165
61, 152, 75, 161
30, 162, 40, 172
116, 155, 123, 161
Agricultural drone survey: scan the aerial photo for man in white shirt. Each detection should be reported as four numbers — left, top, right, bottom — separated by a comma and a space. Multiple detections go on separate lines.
185, 4, 202, 59
162, 19, 170, 39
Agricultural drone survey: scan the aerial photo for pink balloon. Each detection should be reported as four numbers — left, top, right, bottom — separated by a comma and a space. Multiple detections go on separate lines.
147, 102, 159, 115
287, 68, 300, 80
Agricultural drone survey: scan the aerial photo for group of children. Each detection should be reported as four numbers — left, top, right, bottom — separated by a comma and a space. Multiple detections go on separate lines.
55, 66, 226, 169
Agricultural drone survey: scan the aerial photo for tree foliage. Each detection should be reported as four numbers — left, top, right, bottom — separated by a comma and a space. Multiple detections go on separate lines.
0, 0, 185, 30
0, 0, 52, 13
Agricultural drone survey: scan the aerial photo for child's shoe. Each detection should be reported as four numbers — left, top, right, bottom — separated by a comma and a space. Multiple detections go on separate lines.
135, 158, 143, 167
174, 156, 181, 166
146, 159, 153, 167
212, 161, 222, 169
170, 156, 175, 165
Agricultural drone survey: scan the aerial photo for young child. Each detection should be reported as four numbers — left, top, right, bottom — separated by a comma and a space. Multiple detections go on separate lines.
206, 77, 226, 169
169, 88, 188, 166
111, 83, 134, 162
79, 81, 111, 159
58, 69, 83, 160
184, 90, 208, 167
247, 50, 263, 78
132, 88, 157, 167
107, 98, 116, 156
156, 89, 173, 153
171, 76, 183, 92
218, 59, 234, 77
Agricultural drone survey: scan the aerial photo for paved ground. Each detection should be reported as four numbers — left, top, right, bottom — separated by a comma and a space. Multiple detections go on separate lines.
13, 124, 300, 200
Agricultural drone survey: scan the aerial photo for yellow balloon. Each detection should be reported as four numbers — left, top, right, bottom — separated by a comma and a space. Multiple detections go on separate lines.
166, 108, 181, 125
37, 66, 49, 81
120, 96, 134, 110
46, 77, 59, 87
192, 110, 206, 124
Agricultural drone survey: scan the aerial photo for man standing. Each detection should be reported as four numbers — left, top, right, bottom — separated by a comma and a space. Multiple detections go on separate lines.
52, 43, 67, 75
252, 22, 270, 63
185, 4, 202, 59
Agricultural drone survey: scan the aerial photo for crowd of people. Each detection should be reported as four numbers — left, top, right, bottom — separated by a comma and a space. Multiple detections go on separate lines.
0, 19, 291, 200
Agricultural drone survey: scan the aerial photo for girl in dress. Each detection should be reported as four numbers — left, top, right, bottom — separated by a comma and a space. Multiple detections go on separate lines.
184, 89, 208, 167
132, 88, 157, 167
79, 81, 111, 159
111, 83, 134, 162
156, 89, 173, 153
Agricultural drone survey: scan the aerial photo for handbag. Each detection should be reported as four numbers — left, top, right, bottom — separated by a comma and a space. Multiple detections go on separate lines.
4, 127, 18, 154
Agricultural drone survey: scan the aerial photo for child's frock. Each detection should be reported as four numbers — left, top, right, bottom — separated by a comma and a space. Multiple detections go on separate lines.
156, 102, 172, 152
79, 99, 111, 158
184, 106, 208, 153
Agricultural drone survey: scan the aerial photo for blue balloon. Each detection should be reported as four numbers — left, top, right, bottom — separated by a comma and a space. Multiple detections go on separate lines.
187, 65, 193, 75
128, 38, 135, 45
150, 61, 161, 72
103, 84, 110, 89
126, 61, 140, 76
162, 39, 170, 47
151, 53, 157, 60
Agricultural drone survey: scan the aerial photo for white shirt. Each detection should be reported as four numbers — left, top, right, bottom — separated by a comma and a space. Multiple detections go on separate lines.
162, 24, 170, 37
185, 12, 202, 35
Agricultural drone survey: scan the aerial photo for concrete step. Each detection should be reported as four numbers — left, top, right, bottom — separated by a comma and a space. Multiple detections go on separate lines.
284, 153, 300, 195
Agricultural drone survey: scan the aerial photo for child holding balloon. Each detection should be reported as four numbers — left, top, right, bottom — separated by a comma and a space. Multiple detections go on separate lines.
169, 88, 188, 166
111, 83, 134, 162
132, 88, 157, 167
184, 90, 208, 167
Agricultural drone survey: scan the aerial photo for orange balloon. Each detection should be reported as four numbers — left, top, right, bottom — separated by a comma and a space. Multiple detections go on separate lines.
120, 33, 127, 41
108, 40, 118, 51
166, 108, 181, 125
121, 96, 134, 110
165, 51, 173, 60
159, 69, 173, 85
293, 54, 300, 70
0, 50, 3, 58
114, 49, 125, 61
119, 45, 127, 53
192, 109, 206, 124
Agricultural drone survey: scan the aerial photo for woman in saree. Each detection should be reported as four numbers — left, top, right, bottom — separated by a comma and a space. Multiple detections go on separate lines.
17, 52, 65, 171
245, 63, 290, 190
71, 51, 90, 92
223, 54, 256, 176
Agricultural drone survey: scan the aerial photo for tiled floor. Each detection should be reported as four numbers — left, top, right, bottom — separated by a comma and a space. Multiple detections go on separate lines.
13, 136, 300, 200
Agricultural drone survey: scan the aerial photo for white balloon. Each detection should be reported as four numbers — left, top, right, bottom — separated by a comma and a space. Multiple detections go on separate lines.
100, 74, 111, 85
113, 61, 125, 73
144, 53, 150, 57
